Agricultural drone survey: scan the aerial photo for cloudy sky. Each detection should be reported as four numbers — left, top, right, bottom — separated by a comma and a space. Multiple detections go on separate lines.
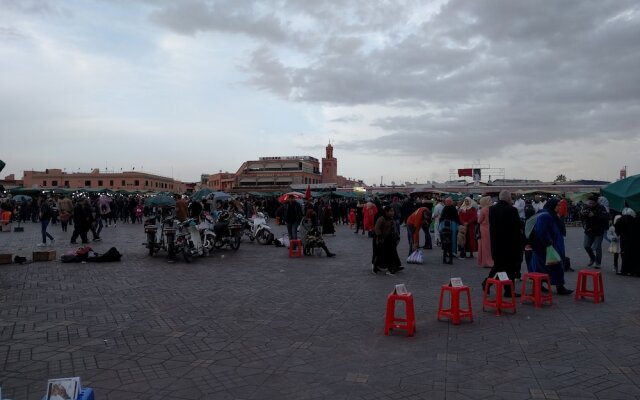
1, 0, 639, 185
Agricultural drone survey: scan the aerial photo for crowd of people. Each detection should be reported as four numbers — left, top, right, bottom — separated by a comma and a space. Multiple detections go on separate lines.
0, 193, 158, 246
1, 189, 639, 281
361, 190, 640, 285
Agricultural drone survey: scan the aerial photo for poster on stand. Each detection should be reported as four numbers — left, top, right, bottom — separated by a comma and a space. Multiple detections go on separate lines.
45, 377, 81, 400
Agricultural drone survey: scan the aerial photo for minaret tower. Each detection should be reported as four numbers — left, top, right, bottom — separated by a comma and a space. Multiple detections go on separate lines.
321, 142, 338, 183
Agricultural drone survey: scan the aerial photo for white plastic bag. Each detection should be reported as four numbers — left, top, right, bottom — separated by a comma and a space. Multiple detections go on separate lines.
406, 249, 424, 264
282, 235, 290, 248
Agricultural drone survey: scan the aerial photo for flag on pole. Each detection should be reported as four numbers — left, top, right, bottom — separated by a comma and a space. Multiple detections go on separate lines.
0, 160, 5, 173
305, 184, 311, 201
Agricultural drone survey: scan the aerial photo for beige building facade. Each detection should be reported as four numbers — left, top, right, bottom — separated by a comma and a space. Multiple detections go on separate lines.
234, 156, 323, 190
206, 144, 365, 192
206, 172, 236, 192
22, 169, 186, 192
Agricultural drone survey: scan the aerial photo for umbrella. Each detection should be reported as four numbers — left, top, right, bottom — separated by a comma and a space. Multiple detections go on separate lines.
602, 174, 640, 212
566, 192, 599, 203
191, 188, 215, 201
278, 191, 304, 203
9, 187, 41, 195
206, 191, 232, 201
52, 188, 73, 195
144, 193, 176, 207
12, 194, 32, 202
411, 188, 446, 196
376, 192, 407, 199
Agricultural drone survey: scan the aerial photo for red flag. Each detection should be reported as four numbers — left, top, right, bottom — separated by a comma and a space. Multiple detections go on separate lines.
305, 184, 311, 200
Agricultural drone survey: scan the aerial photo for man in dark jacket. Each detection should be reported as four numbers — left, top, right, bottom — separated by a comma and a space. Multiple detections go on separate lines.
70, 200, 89, 244
484, 190, 524, 296
580, 197, 609, 268
284, 195, 303, 240
400, 197, 416, 225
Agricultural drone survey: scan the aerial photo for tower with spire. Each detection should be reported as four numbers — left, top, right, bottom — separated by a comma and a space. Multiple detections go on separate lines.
321, 142, 338, 183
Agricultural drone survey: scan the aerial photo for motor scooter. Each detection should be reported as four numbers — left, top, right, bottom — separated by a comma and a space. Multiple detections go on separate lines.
213, 211, 243, 250
244, 212, 274, 244
174, 218, 214, 262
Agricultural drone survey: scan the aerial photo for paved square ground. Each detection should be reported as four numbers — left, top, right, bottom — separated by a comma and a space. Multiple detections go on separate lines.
1, 220, 639, 399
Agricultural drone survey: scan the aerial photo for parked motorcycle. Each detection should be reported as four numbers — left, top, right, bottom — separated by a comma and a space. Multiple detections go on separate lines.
244, 212, 274, 245
144, 214, 177, 257
174, 218, 215, 262
213, 211, 243, 250
199, 214, 218, 253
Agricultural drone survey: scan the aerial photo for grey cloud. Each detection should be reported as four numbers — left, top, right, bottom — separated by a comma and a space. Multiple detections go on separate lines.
245, 47, 294, 98
360, 99, 640, 158
149, 0, 640, 159
141, 0, 640, 106
0, 0, 70, 16
256, 1, 639, 157
330, 114, 362, 123
0, 26, 27, 39
149, 0, 291, 43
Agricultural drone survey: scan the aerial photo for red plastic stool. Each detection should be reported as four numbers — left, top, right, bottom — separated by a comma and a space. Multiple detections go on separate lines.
437, 285, 473, 325
384, 292, 416, 336
575, 269, 604, 303
483, 278, 516, 315
289, 239, 302, 258
521, 272, 553, 308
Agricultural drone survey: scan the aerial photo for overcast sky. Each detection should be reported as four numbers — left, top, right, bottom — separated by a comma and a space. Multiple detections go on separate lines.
1, 0, 639, 185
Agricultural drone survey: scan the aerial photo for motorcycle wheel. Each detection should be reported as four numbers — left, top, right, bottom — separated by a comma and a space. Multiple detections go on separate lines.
256, 230, 273, 245
204, 234, 215, 252
147, 235, 156, 256
231, 235, 241, 250
167, 242, 175, 259
183, 248, 192, 263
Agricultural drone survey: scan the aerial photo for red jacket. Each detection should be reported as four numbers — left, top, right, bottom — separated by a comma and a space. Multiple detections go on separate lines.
407, 207, 429, 247
558, 199, 568, 217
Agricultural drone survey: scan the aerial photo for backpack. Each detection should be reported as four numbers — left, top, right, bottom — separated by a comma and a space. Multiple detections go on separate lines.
61, 246, 92, 263
92, 247, 123, 262
76, 246, 93, 258
14, 255, 27, 264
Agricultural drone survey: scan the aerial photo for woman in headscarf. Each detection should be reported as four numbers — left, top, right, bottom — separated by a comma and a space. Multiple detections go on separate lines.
321, 202, 335, 235
458, 197, 478, 258
530, 198, 573, 295
615, 208, 640, 276
439, 197, 459, 264
476, 196, 494, 268
372, 205, 402, 275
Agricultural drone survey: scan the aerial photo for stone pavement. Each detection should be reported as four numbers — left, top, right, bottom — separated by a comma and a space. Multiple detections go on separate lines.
0, 220, 639, 400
